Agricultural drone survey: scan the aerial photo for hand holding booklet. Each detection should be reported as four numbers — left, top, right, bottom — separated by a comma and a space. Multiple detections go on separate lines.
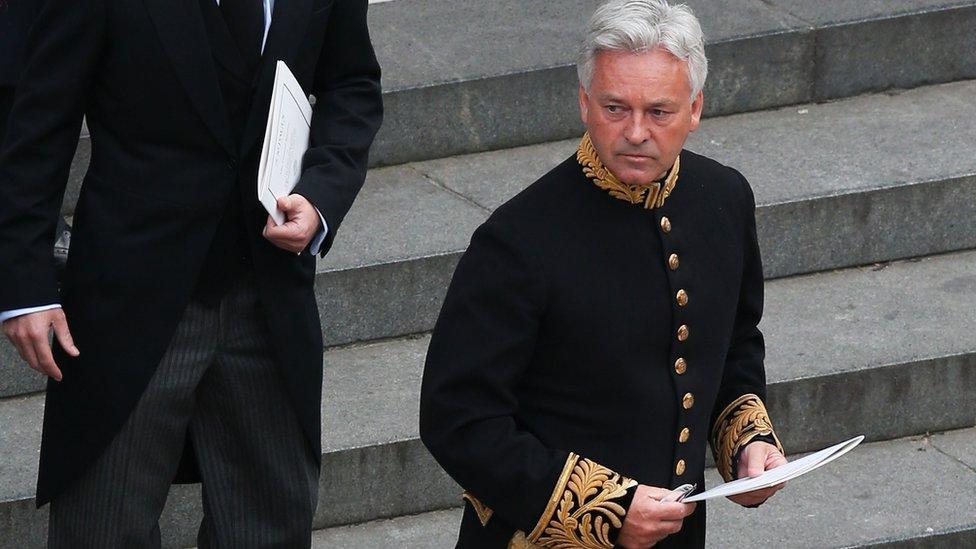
258, 61, 312, 226
676, 435, 864, 503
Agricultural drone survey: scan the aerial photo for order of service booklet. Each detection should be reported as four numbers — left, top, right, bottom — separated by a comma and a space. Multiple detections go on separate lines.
680, 435, 865, 503
258, 61, 312, 226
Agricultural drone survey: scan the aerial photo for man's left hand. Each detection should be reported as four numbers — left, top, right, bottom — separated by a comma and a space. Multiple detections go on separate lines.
727, 441, 788, 507
263, 194, 321, 254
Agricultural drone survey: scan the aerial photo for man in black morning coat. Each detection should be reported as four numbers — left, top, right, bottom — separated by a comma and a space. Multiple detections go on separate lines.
420, 1, 787, 548
0, 0, 382, 545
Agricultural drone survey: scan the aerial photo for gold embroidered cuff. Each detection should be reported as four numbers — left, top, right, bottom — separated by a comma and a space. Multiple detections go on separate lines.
518, 452, 637, 549
711, 394, 785, 482
462, 491, 494, 527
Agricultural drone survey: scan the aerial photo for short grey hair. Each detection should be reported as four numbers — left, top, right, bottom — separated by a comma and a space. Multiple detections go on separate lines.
578, 0, 708, 100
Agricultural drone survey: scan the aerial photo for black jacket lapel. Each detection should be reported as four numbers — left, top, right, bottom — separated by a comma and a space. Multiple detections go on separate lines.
142, 0, 237, 156
196, 0, 254, 86
239, 0, 315, 156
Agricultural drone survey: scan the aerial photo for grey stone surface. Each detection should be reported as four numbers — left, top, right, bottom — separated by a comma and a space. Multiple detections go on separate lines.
811, 5, 976, 101
0, 395, 42, 501
686, 80, 976, 204
322, 335, 429, 450
413, 140, 577, 211
755, 176, 976, 279
310, 431, 976, 549
312, 165, 485, 345
0, 342, 44, 399
4, 252, 976, 545
0, 497, 47, 549
316, 166, 486, 272
767, 0, 975, 25
62, 137, 89, 216
366, 0, 976, 165
370, 0, 804, 92
311, 507, 460, 548
315, 253, 462, 347
929, 428, 976, 471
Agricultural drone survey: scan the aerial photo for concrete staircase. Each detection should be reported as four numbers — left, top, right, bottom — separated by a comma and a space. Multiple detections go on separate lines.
2, 0, 975, 547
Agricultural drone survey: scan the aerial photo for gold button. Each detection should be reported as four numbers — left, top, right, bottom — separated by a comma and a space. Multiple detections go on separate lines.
676, 289, 688, 307
676, 459, 686, 475
682, 393, 695, 409
677, 324, 689, 342
679, 428, 690, 443
660, 216, 672, 233
668, 253, 679, 271
674, 358, 687, 375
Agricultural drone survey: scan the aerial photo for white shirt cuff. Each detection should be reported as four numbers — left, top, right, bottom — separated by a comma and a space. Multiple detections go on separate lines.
309, 208, 329, 256
0, 304, 62, 324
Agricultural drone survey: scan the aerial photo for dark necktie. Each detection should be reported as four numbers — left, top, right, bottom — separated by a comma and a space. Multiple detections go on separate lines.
219, 0, 264, 69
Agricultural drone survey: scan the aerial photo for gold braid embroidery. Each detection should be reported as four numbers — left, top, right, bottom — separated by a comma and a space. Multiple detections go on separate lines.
516, 453, 637, 549
711, 394, 785, 482
576, 132, 680, 209
462, 491, 494, 527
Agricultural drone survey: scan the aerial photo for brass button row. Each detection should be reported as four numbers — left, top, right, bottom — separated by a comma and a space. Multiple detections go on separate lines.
676, 289, 688, 307
665, 212, 691, 476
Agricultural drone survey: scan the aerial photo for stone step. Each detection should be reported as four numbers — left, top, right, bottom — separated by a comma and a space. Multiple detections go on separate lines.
308, 428, 976, 549
2, 250, 975, 547
6, 79, 976, 399
368, 0, 976, 166
56, 0, 976, 206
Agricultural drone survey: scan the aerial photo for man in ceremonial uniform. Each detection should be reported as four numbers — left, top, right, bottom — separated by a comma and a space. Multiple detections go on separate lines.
420, 1, 787, 547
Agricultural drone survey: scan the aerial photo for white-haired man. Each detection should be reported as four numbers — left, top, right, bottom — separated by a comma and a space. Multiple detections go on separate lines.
420, 1, 787, 547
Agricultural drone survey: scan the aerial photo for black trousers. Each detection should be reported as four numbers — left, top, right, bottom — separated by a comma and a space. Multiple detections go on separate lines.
48, 275, 320, 548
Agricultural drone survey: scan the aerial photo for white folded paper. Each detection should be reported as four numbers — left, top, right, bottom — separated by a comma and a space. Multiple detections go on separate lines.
258, 61, 312, 225
682, 435, 865, 503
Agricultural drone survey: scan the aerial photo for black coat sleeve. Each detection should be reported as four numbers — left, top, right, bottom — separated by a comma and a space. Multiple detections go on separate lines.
420, 220, 637, 547
0, 0, 105, 310
709, 169, 784, 482
293, 0, 383, 257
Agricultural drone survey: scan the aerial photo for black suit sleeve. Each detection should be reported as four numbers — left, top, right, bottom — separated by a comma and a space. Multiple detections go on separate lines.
293, 0, 383, 257
0, 0, 105, 310
709, 169, 784, 482
420, 221, 637, 547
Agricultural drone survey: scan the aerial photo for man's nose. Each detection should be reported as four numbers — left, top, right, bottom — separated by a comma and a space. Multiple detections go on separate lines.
624, 114, 650, 144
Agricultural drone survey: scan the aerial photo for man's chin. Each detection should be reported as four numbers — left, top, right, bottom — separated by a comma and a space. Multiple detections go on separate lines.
615, 169, 661, 186
606, 159, 662, 185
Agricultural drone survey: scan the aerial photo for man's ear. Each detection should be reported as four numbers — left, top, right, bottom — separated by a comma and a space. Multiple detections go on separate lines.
579, 85, 590, 126
689, 90, 704, 132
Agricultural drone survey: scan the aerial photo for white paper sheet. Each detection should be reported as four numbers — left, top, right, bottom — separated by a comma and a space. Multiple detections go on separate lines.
682, 435, 864, 503
257, 61, 312, 225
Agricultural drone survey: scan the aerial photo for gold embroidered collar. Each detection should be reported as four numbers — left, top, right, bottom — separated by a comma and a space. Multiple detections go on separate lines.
576, 132, 680, 209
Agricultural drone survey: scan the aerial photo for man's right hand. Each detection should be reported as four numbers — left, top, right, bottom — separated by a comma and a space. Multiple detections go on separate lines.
617, 485, 697, 548
2, 309, 79, 381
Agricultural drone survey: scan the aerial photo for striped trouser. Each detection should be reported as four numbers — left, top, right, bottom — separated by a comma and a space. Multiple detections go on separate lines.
47, 276, 319, 548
